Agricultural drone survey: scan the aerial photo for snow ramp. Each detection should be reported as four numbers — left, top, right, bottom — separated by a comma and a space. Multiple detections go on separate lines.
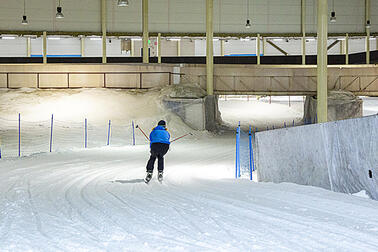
255, 115, 378, 200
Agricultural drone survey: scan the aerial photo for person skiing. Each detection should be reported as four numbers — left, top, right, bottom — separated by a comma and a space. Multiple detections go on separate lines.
144, 120, 170, 183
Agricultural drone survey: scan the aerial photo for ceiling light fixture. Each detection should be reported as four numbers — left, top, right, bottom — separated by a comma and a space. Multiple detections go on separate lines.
245, 0, 251, 29
366, 20, 371, 29
56, 0, 64, 19
22, 0, 28, 25
117, 0, 129, 7
330, 0, 336, 23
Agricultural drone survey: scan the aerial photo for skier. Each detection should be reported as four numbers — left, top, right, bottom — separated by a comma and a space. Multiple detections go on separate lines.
144, 120, 170, 183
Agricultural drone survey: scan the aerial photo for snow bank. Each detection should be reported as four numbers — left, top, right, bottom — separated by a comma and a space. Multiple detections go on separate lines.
255, 115, 378, 200
0, 88, 208, 158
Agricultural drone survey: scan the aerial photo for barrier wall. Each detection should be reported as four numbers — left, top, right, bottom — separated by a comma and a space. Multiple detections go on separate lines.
0, 64, 176, 89
255, 115, 378, 200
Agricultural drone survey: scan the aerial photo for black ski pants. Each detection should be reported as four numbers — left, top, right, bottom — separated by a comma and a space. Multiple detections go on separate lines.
146, 143, 170, 173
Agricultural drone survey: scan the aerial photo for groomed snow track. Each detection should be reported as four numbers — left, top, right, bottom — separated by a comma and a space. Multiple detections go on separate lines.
1, 139, 378, 251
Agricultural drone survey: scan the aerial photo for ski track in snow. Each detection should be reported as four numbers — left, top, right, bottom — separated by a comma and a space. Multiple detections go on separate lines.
1, 138, 378, 251
1, 89, 378, 251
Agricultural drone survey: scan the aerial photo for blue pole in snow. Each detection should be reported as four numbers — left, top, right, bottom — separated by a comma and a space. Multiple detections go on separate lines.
284, 122, 287, 128
248, 126, 253, 180
293, 120, 295, 126
107, 120, 111, 146
132, 121, 136, 146
85, 118, 88, 148
18, 113, 21, 157
237, 122, 241, 178
50, 114, 53, 152
235, 126, 240, 179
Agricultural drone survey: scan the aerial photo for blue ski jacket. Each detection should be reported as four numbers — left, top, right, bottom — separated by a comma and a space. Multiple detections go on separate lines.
149, 126, 171, 145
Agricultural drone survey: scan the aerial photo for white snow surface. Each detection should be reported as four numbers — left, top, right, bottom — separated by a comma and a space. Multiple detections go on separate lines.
219, 96, 304, 129
1, 89, 378, 251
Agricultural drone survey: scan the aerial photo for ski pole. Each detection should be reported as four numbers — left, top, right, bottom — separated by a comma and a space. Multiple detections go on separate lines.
171, 133, 193, 143
135, 125, 149, 141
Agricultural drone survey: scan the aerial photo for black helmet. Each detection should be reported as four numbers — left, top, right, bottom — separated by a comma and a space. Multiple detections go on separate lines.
158, 120, 166, 126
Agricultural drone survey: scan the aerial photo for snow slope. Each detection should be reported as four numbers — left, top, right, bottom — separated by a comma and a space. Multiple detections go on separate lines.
219, 96, 304, 129
1, 89, 378, 251
219, 96, 378, 129
1, 140, 378, 251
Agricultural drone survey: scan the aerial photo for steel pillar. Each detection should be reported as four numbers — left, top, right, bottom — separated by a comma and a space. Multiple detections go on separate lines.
346, 33, 349, 64
177, 40, 181, 56
142, 0, 149, 63
43, 31, 47, 64
317, 0, 328, 123
131, 39, 135, 57
157, 33, 161, 63
366, 0, 370, 64
81, 37, 85, 57
256, 34, 261, 65
101, 0, 107, 63
301, 0, 306, 65
206, 0, 214, 95
27, 37, 31, 57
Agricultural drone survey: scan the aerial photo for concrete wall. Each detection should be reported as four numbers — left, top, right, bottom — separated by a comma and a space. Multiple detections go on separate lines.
0, 64, 176, 89
255, 115, 378, 200
180, 64, 378, 96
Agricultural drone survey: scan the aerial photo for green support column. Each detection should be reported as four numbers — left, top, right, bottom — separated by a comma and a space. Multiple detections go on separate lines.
27, 37, 31, 57
317, 0, 328, 123
157, 33, 161, 63
101, 0, 107, 63
43, 31, 47, 64
177, 40, 181, 56
131, 39, 135, 57
206, 0, 214, 95
301, 0, 306, 65
345, 33, 349, 65
142, 0, 149, 64
256, 34, 261, 65
81, 36, 85, 57
365, 0, 370, 64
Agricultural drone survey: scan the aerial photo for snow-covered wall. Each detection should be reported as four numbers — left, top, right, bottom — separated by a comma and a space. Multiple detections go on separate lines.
255, 115, 378, 200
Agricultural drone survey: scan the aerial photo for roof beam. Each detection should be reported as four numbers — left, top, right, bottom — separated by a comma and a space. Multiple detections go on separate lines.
266, 40, 289, 56
0, 30, 376, 38
327, 40, 340, 51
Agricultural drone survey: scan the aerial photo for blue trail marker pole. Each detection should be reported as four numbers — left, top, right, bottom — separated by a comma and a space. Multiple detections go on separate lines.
248, 126, 253, 180
132, 121, 136, 146
284, 122, 287, 128
235, 125, 240, 179
293, 120, 295, 126
84, 118, 88, 148
18, 113, 21, 157
50, 114, 54, 152
107, 120, 111, 146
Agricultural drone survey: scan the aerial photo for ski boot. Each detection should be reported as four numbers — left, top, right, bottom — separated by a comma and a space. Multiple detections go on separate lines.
144, 172, 153, 184
158, 172, 163, 183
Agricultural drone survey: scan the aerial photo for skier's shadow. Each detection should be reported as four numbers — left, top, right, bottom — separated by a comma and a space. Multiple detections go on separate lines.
111, 179, 145, 184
